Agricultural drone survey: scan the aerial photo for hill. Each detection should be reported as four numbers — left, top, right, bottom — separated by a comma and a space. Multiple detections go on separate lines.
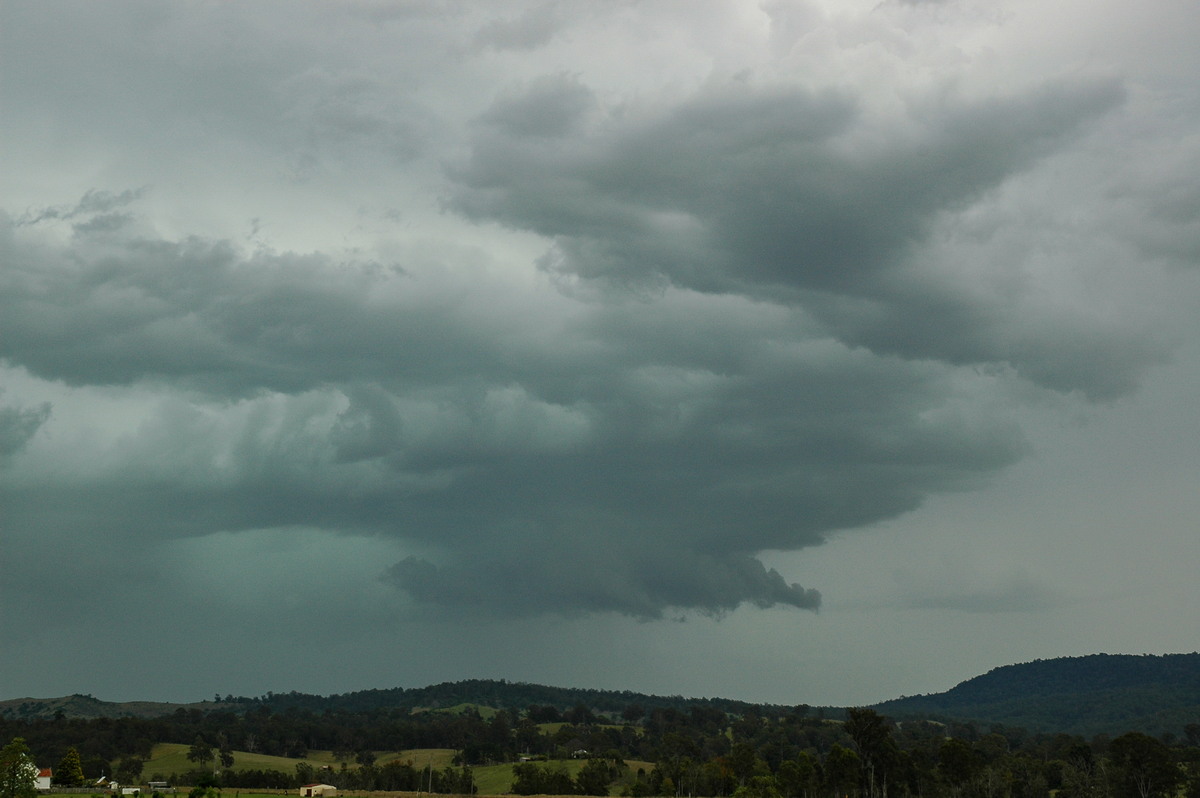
6, 653, 1200, 737
0, 694, 212, 720
252, 679, 786, 717
874, 652, 1200, 736
0, 681, 791, 722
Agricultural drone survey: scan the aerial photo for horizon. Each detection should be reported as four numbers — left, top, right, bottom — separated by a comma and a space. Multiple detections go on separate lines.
8, 650, 1198, 708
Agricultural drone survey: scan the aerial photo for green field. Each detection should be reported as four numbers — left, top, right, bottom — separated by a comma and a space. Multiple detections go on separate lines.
468, 761, 570, 796
143, 745, 458, 779
471, 758, 653, 796
142, 744, 648, 796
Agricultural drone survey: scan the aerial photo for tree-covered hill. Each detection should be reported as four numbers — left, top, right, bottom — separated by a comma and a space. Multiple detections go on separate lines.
255, 679, 790, 717
6, 657, 1200, 798
7, 653, 1200, 738
0, 694, 209, 720
1, 681, 799, 722
874, 653, 1200, 736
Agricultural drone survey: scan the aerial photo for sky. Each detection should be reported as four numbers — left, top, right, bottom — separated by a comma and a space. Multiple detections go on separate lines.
1, 0, 1198, 709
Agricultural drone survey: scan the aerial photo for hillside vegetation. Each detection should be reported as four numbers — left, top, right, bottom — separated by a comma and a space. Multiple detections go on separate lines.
5, 654, 1200, 798
7, 655, 1200, 739
875, 653, 1200, 736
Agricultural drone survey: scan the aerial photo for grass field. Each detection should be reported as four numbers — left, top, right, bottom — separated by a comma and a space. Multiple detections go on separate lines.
471, 758, 653, 796
210, 793, 576, 798
142, 744, 649, 796
143, 745, 457, 779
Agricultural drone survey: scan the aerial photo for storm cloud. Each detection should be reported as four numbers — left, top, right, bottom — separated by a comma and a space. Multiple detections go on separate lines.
1, 193, 1034, 617
3, 0, 1200, 704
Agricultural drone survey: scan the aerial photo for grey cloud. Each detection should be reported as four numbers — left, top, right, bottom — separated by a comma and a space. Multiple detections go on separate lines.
479, 73, 595, 138
0, 24, 1168, 622
0, 196, 1036, 618
0, 214, 511, 396
17, 188, 146, 226
1, 3, 450, 190
0, 401, 51, 456
331, 384, 406, 463
452, 77, 1138, 398
387, 549, 819, 620
814, 282, 1167, 400
278, 68, 438, 167
904, 574, 1061, 613
473, 2, 565, 51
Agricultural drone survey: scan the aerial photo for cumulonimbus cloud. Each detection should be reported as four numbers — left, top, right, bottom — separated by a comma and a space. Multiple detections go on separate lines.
0, 14, 1181, 621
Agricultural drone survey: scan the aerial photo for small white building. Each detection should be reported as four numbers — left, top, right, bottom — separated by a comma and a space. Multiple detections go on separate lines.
35, 768, 53, 791
299, 785, 337, 797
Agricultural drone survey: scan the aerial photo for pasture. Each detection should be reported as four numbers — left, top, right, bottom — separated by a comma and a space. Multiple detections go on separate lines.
141, 744, 649, 796
143, 745, 458, 778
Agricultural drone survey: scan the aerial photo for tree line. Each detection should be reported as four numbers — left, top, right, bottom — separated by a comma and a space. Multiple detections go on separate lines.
3, 701, 1200, 798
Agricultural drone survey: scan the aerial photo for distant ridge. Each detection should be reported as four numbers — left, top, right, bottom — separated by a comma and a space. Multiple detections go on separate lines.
0, 693, 210, 720
0, 681, 792, 722
874, 652, 1200, 736
6, 653, 1200, 736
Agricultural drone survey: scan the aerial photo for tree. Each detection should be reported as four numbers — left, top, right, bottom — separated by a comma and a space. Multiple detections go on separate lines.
512, 762, 575, 796
825, 745, 862, 798
730, 743, 760, 787
939, 738, 982, 798
576, 758, 617, 795
82, 755, 109, 781
778, 753, 821, 798
0, 738, 37, 798
188, 772, 220, 798
845, 709, 894, 798
114, 757, 144, 786
734, 775, 783, 798
1108, 732, 1181, 798
1059, 742, 1105, 798
56, 747, 85, 787
187, 737, 215, 773
565, 704, 597, 726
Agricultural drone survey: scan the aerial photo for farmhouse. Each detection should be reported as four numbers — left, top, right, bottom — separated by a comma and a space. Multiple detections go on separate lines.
299, 785, 337, 797
36, 768, 53, 791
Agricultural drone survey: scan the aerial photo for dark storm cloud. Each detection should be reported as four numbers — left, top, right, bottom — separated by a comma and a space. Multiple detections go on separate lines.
0, 19, 1175, 622
0, 212, 506, 396
1, 190, 1034, 617
388, 548, 819, 619
453, 77, 1143, 398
